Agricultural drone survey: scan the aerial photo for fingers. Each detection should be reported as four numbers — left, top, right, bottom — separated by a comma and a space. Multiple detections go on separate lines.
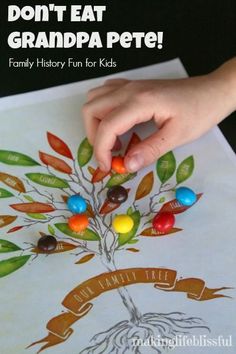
94, 103, 153, 171
124, 119, 178, 172
83, 87, 131, 145
104, 78, 129, 86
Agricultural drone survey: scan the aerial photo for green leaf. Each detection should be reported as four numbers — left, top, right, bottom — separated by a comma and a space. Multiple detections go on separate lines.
118, 211, 141, 246
156, 151, 176, 183
0, 255, 31, 278
176, 156, 194, 184
23, 195, 35, 202
55, 223, 100, 241
0, 151, 39, 166
127, 239, 139, 244
127, 207, 133, 216
77, 138, 93, 167
0, 188, 14, 198
25, 173, 69, 189
0, 239, 21, 253
48, 225, 55, 235
159, 197, 165, 203
27, 213, 47, 220
106, 173, 136, 188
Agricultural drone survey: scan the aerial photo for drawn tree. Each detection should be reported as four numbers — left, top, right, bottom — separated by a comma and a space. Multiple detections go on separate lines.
0, 132, 211, 353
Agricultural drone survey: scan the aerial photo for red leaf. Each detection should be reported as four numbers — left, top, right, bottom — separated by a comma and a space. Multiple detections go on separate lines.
141, 227, 182, 237
99, 189, 130, 215
92, 167, 110, 183
125, 133, 141, 154
7, 225, 24, 233
47, 132, 73, 160
159, 193, 203, 214
32, 241, 78, 254
39, 151, 72, 174
10, 202, 55, 213
61, 195, 69, 203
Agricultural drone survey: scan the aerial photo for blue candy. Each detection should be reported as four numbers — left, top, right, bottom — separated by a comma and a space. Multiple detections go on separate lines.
67, 195, 87, 214
175, 187, 197, 206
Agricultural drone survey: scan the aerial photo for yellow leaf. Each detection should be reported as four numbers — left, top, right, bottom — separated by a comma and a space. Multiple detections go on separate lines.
135, 172, 154, 201
75, 253, 95, 264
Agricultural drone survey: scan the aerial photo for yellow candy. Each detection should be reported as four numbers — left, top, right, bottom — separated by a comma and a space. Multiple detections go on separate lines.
112, 214, 134, 234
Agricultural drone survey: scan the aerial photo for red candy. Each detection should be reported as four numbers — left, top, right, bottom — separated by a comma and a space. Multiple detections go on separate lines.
111, 156, 127, 174
152, 212, 175, 233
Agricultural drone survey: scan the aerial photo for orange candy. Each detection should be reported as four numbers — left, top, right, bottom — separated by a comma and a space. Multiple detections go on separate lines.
111, 156, 127, 174
68, 214, 89, 233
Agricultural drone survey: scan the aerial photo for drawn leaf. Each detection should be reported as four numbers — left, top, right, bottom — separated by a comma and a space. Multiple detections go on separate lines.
140, 227, 182, 237
23, 195, 35, 202
118, 211, 140, 246
0, 150, 39, 166
99, 189, 130, 215
0, 173, 25, 193
27, 213, 47, 220
0, 239, 21, 253
159, 193, 203, 214
77, 138, 93, 167
156, 151, 176, 183
92, 167, 110, 183
88, 166, 96, 175
7, 226, 24, 233
159, 197, 165, 203
125, 133, 141, 154
39, 152, 72, 174
176, 156, 194, 184
55, 223, 100, 241
127, 238, 139, 244
0, 188, 14, 198
10, 202, 55, 213
25, 173, 69, 189
32, 241, 77, 254
135, 172, 154, 201
86, 204, 95, 218
47, 132, 73, 159
127, 207, 133, 216
0, 215, 17, 229
48, 225, 55, 235
106, 173, 136, 188
61, 195, 68, 203
75, 254, 95, 264
126, 248, 140, 253
0, 255, 31, 278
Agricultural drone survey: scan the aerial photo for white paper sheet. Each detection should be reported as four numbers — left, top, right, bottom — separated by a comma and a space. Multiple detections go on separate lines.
0, 59, 235, 354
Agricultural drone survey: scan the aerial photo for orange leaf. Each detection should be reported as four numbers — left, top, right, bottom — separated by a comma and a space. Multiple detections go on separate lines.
75, 253, 95, 264
159, 193, 203, 214
0, 172, 25, 193
7, 225, 24, 233
135, 172, 154, 201
88, 166, 96, 175
0, 215, 17, 228
141, 227, 182, 237
99, 189, 130, 215
127, 248, 140, 252
32, 241, 78, 254
125, 133, 141, 154
61, 195, 68, 203
92, 167, 110, 183
47, 132, 73, 159
39, 151, 72, 174
86, 204, 95, 218
10, 202, 55, 213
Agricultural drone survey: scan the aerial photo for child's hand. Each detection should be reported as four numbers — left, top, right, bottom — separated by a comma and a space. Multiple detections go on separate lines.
82, 59, 236, 172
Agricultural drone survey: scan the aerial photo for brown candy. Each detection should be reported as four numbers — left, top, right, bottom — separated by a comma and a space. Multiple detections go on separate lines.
37, 235, 57, 252
107, 186, 128, 204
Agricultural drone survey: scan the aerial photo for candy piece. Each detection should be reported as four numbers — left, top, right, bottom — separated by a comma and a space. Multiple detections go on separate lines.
152, 212, 175, 233
68, 214, 89, 233
175, 186, 197, 206
67, 195, 87, 214
107, 186, 128, 204
112, 214, 134, 234
111, 156, 127, 174
37, 235, 57, 252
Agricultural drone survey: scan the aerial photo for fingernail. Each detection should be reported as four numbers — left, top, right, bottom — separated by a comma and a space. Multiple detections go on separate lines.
126, 153, 144, 172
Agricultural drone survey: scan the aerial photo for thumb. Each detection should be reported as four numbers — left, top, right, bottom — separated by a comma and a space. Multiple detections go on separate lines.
124, 120, 177, 172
